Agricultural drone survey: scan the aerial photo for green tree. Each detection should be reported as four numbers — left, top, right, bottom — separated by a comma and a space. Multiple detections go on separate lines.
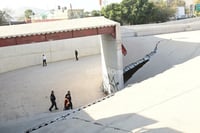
134, 0, 155, 24
24, 9, 34, 19
120, 0, 137, 25
101, 0, 176, 25
194, 0, 200, 16
91, 10, 101, 16
83, 11, 90, 17
153, 0, 175, 22
121, 0, 156, 24
101, 3, 123, 24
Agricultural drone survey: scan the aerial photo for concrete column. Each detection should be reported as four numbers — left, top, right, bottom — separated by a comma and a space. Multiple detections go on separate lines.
100, 25, 124, 93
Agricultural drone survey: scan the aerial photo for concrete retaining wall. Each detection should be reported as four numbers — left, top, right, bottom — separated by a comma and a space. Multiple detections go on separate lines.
122, 17, 200, 37
0, 36, 100, 73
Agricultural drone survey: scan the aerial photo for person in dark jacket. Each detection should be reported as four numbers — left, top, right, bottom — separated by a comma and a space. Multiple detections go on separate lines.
65, 91, 73, 109
75, 50, 78, 61
49, 90, 58, 112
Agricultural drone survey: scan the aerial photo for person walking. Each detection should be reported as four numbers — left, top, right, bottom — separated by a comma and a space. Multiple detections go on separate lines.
75, 50, 78, 61
42, 54, 47, 66
65, 91, 73, 109
49, 90, 58, 112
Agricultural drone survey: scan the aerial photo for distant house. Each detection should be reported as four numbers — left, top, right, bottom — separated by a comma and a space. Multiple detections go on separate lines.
31, 6, 84, 23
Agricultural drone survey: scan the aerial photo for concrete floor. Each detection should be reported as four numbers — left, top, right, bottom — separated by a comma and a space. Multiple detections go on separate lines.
0, 54, 104, 123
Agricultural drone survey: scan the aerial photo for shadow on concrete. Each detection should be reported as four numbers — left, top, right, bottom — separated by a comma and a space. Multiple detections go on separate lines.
20, 110, 182, 133
95, 113, 156, 131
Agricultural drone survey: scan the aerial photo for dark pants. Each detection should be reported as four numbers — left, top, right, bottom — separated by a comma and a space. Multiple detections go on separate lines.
75, 55, 78, 61
64, 102, 73, 110
69, 101, 73, 109
43, 59, 47, 66
49, 100, 58, 111
64, 105, 70, 110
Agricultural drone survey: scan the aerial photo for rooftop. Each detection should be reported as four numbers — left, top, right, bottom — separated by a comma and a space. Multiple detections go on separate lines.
0, 17, 118, 39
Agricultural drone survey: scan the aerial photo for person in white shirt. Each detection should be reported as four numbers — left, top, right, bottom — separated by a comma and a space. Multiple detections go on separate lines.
42, 54, 47, 66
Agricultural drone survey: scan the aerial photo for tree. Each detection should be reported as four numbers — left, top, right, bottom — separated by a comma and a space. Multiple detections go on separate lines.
121, 0, 157, 25
153, 0, 175, 22
91, 10, 101, 16
83, 11, 91, 17
101, 0, 176, 25
101, 3, 123, 24
194, 0, 200, 16
24, 9, 34, 20
120, 0, 137, 25
0, 9, 12, 26
133, 0, 156, 24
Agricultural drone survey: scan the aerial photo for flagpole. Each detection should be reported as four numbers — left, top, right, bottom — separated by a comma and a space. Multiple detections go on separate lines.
70, 3, 74, 19
99, 0, 102, 16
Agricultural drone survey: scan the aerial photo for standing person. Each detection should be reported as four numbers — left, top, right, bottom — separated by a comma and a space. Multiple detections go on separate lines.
64, 96, 70, 110
75, 50, 78, 61
65, 91, 73, 109
42, 54, 47, 66
49, 90, 58, 112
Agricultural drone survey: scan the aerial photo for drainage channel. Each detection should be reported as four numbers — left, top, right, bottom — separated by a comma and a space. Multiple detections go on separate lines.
123, 41, 160, 83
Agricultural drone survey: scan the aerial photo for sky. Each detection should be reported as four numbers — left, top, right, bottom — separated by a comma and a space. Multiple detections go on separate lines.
0, 0, 122, 11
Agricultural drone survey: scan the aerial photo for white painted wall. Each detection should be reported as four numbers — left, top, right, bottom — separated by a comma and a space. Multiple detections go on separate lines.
100, 24, 124, 93
0, 36, 100, 74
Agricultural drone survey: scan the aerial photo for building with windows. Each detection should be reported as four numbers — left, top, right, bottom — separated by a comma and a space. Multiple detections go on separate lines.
31, 6, 84, 23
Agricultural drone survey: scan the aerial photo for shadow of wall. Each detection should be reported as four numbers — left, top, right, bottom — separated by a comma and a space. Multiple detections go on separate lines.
23, 111, 181, 133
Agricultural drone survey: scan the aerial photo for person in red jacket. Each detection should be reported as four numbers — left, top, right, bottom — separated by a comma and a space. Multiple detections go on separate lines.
64, 97, 70, 110
65, 91, 73, 109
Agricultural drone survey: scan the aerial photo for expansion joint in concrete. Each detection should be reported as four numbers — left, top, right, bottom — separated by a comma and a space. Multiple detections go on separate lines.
71, 116, 133, 133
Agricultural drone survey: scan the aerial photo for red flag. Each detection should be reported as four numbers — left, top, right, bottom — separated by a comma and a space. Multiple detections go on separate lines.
122, 44, 127, 56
